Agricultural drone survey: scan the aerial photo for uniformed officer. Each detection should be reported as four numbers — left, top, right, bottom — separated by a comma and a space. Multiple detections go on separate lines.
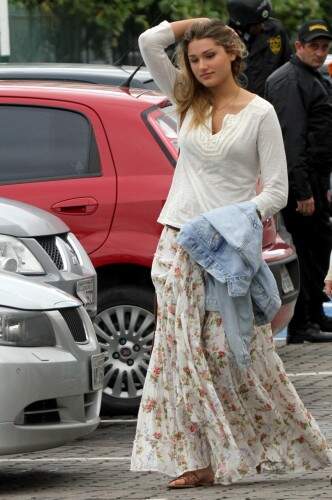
265, 20, 332, 343
226, 0, 292, 96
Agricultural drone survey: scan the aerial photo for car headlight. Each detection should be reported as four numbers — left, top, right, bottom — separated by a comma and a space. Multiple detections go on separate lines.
0, 309, 55, 347
0, 235, 44, 275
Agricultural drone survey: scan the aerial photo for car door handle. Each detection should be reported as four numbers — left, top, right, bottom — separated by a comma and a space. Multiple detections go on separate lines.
52, 197, 98, 215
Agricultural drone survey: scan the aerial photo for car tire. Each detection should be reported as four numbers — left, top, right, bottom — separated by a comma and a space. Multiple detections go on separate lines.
94, 284, 155, 415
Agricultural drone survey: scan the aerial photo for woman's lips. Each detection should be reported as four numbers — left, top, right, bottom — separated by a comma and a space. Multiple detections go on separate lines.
200, 72, 214, 79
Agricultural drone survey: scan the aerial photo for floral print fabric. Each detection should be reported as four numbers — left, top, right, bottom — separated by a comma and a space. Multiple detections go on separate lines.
130, 227, 332, 484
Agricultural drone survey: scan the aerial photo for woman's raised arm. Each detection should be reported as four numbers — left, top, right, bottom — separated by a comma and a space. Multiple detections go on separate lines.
138, 19, 208, 101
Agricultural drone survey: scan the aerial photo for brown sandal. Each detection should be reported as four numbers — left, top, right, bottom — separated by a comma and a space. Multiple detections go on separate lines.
168, 470, 214, 489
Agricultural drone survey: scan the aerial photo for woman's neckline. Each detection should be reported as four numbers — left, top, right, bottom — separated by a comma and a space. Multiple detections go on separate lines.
210, 94, 258, 136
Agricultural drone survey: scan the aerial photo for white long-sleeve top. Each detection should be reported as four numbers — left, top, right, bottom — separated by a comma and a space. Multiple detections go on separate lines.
326, 252, 332, 281
138, 21, 288, 226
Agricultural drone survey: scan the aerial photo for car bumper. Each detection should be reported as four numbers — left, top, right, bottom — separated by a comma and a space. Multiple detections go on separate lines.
0, 347, 102, 454
47, 273, 97, 318
0, 308, 102, 455
0, 417, 100, 455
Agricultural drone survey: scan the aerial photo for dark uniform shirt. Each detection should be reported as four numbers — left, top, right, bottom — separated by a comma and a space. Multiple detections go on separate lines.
237, 18, 292, 97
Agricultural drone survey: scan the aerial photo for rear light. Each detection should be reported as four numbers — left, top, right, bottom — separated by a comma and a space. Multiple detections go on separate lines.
328, 62, 332, 77
142, 104, 178, 166
262, 216, 277, 249
255, 177, 278, 249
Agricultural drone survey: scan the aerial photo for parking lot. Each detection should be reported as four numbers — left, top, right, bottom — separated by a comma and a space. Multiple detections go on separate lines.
1, 339, 332, 500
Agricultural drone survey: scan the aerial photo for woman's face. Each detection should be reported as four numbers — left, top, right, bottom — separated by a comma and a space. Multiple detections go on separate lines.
187, 37, 235, 88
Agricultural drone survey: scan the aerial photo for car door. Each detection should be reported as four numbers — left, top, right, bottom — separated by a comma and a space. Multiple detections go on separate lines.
0, 97, 116, 254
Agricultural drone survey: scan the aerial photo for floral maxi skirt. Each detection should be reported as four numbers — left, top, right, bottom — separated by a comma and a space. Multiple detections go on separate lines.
130, 227, 332, 484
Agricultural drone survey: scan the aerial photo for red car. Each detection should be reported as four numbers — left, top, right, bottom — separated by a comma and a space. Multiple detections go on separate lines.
0, 80, 298, 413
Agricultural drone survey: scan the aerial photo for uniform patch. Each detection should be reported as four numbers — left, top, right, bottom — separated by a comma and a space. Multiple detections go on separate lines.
309, 24, 328, 32
269, 35, 281, 54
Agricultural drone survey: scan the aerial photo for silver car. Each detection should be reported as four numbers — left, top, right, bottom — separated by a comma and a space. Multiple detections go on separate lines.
0, 62, 157, 90
0, 197, 97, 316
0, 271, 103, 454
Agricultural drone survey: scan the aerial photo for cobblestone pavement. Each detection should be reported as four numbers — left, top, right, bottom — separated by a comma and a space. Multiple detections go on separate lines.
1, 342, 332, 500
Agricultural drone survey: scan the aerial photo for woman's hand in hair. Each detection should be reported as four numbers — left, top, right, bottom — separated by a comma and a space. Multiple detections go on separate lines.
170, 18, 210, 41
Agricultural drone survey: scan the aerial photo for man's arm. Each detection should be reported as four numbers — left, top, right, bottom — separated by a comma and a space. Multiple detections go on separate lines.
265, 73, 313, 204
307, 77, 332, 177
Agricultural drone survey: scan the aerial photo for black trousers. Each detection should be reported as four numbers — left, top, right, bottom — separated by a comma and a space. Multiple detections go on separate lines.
282, 188, 332, 328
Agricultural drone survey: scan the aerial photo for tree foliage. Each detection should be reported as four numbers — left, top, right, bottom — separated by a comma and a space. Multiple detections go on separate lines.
12, 0, 137, 47
11, 0, 331, 58
272, 0, 322, 34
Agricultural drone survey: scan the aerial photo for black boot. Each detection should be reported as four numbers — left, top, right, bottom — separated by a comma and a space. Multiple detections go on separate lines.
287, 322, 332, 344
312, 314, 332, 333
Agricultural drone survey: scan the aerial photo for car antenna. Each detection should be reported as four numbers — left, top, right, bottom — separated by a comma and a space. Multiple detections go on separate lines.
120, 60, 144, 89
117, 11, 165, 89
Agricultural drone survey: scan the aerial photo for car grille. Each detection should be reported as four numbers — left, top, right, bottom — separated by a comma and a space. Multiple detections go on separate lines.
20, 393, 98, 425
60, 307, 87, 343
36, 235, 64, 270
23, 398, 60, 425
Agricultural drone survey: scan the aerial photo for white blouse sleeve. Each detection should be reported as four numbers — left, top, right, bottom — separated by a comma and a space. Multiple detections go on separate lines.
138, 21, 180, 102
251, 105, 289, 219
325, 252, 332, 281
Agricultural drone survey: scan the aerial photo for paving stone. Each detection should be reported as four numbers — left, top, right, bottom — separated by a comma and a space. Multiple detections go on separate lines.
1, 342, 332, 499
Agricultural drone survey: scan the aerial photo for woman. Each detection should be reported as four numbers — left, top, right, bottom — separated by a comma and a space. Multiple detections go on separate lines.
130, 18, 332, 488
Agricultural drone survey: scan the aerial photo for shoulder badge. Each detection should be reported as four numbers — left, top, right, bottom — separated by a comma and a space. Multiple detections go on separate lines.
269, 35, 281, 55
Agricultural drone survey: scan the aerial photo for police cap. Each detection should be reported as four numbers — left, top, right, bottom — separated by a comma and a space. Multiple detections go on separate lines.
227, 0, 272, 28
298, 19, 332, 43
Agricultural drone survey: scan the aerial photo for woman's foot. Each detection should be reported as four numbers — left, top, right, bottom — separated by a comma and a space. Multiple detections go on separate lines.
168, 465, 214, 489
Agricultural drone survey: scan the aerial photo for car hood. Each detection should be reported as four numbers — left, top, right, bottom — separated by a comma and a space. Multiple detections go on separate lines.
0, 271, 81, 310
0, 197, 69, 237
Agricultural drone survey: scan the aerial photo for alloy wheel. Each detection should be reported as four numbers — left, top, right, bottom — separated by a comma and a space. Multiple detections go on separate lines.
94, 304, 154, 400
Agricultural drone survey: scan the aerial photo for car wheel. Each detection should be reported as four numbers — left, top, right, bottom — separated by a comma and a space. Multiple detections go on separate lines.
94, 285, 155, 415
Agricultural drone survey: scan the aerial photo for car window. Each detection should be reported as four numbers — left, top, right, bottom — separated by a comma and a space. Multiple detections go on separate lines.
0, 105, 101, 184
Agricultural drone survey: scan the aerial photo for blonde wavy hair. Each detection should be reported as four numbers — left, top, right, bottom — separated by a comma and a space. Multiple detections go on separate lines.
174, 19, 247, 128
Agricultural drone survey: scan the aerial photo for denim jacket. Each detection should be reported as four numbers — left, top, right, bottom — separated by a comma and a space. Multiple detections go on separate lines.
177, 201, 281, 370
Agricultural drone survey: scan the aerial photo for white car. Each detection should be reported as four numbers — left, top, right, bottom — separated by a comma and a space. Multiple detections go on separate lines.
0, 271, 103, 455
